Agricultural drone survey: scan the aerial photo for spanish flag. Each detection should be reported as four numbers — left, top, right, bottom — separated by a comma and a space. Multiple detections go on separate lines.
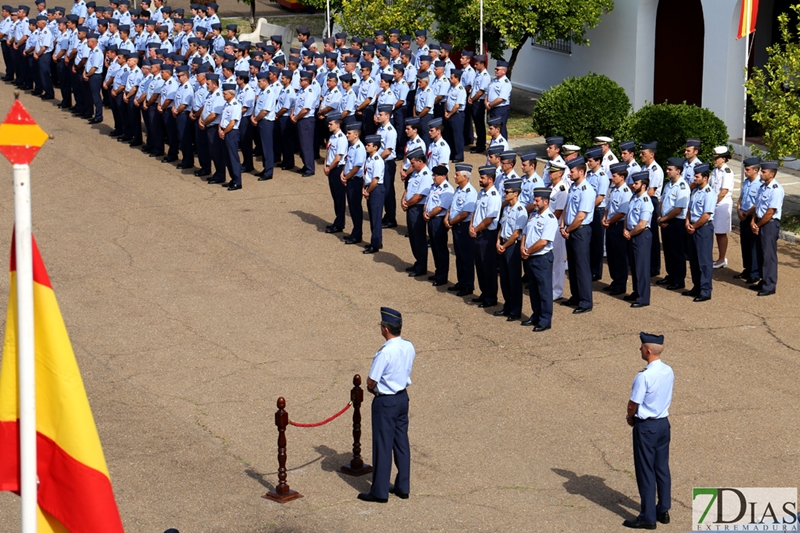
738, 0, 759, 39
0, 234, 124, 532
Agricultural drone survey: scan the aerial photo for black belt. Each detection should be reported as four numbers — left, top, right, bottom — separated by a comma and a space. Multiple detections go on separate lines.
376, 388, 406, 397
633, 416, 667, 423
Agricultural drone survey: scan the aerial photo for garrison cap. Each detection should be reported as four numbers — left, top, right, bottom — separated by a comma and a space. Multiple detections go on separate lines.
585, 146, 603, 160
206, 72, 219, 81
760, 160, 778, 170
389, 28, 400, 35
433, 60, 445, 68
429, 43, 440, 51
500, 151, 517, 162
263, 45, 276, 54
441, 43, 452, 51
545, 135, 563, 147
414, 29, 426, 37
35, 13, 45, 20
221, 61, 234, 69
326, 112, 342, 121
404, 117, 420, 126
743, 156, 761, 168
65, 13, 77, 20
377, 104, 393, 114
400, 34, 411, 42
160, 5, 170, 12
176, 64, 190, 73
496, 59, 509, 68
461, 50, 474, 57
374, 29, 385, 37
380, 307, 402, 325
206, 2, 218, 8
298, 70, 313, 79
358, 60, 372, 69
428, 117, 443, 129
17, 4, 28, 12
473, 54, 487, 63
118, 24, 129, 31
487, 145, 504, 156
666, 157, 685, 168
338, 73, 353, 82
520, 151, 537, 162
630, 170, 650, 184
504, 178, 522, 191
365, 134, 382, 145
161, 63, 174, 72
325, 71, 338, 79
248, 59, 262, 68
407, 148, 425, 159
346, 122, 362, 131
392, 63, 404, 72
694, 163, 710, 174
270, 34, 282, 43
256, 70, 270, 78
686, 138, 701, 147
455, 163, 472, 173
418, 54, 431, 62
533, 188, 552, 198
451, 69, 462, 78
486, 116, 504, 127
334, 32, 346, 39
222, 83, 236, 91
620, 140, 636, 152
295, 24, 309, 34
235, 69, 248, 77
566, 156, 585, 169
641, 141, 658, 151
380, 72, 393, 82
288, 55, 300, 63
640, 332, 664, 345
610, 162, 629, 174
324, 51, 337, 60
479, 165, 496, 176
415, 71, 428, 80
362, 44, 375, 52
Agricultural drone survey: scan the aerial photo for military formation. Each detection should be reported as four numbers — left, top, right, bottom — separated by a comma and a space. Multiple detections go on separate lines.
0, 5, 786, 329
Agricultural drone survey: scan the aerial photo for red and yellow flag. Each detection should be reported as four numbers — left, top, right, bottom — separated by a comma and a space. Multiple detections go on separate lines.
738, 0, 759, 39
0, 234, 124, 532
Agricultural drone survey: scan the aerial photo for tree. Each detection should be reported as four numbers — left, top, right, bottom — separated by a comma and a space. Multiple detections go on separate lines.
430, 0, 614, 78
335, 0, 434, 39
745, 4, 800, 160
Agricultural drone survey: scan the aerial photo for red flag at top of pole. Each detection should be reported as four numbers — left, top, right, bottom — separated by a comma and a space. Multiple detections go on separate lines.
0, 98, 49, 165
738, 0, 759, 39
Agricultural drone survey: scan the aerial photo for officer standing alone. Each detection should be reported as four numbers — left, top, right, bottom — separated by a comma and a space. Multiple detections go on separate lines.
359, 307, 416, 503
624, 332, 673, 530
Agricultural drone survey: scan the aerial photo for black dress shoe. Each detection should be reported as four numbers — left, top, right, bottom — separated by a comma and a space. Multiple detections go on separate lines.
655, 278, 671, 285
242, 166, 255, 173
357, 493, 388, 503
493, 310, 508, 317
657, 511, 670, 524
623, 293, 638, 302
573, 307, 592, 314
301, 171, 315, 177
149, 152, 165, 158
109, 130, 122, 137
447, 284, 462, 292
41, 95, 54, 101
258, 174, 273, 181
757, 290, 775, 297
363, 247, 378, 254
220, 181, 232, 187
622, 518, 656, 530
428, 275, 437, 281
682, 290, 700, 296
506, 315, 521, 321
666, 284, 685, 290
280, 165, 294, 171
733, 272, 746, 279
470, 147, 485, 153
745, 277, 760, 284
592, 275, 601, 281
630, 302, 649, 308
471, 296, 485, 303
693, 295, 710, 302
749, 283, 763, 291
207, 179, 225, 184
408, 271, 425, 277
88, 118, 102, 124
478, 301, 497, 308
432, 280, 448, 286
389, 486, 409, 499
162, 157, 178, 163
602, 286, 614, 292
344, 238, 362, 245
405, 266, 417, 272
521, 319, 535, 326
176, 164, 192, 169
227, 184, 242, 191
141, 146, 153, 153
382, 221, 398, 228
456, 289, 473, 297
608, 289, 626, 296
325, 226, 343, 234
533, 325, 551, 332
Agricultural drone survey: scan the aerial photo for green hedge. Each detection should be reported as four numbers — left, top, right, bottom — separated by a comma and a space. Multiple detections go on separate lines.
614, 102, 730, 168
531, 73, 631, 150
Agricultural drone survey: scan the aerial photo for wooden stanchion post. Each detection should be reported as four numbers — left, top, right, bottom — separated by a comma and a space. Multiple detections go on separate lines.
340, 374, 373, 476
263, 397, 303, 503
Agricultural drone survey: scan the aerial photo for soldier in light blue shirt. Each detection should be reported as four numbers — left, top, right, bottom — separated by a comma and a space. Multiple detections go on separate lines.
218, 82, 242, 189
172, 64, 194, 168
323, 113, 348, 232
430, 60, 448, 119
486, 59, 511, 138
233, 69, 255, 171
199, 73, 225, 182
413, 71, 433, 145
658, 157, 690, 289
624, 171, 654, 307
470, 165, 502, 306
495, 178, 528, 320
521, 187, 558, 330
685, 163, 715, 301
250, 69, 278, 180
401, 117, 425, 177
734, 157, 762, 283
519, 151, 544, 212
426, 117, 450, 169
443, 69, 466, 161
362, 134, 386, 253
619, 140, 641, 186
585, 146, 609, 281
275, 69, 295, 171
83, 31, 104, 121
441, 163, 476, 295
158, 63, 179, 161
375, 105, 397, 228
107, 49, 128, 134
603, 162, 634, 294
561, 157, 595, 312
343, 122, 367, 243
682, 138, 702, 186
403, 148, 433, 276
424, 164, 453, 284
751, 160, 784, 295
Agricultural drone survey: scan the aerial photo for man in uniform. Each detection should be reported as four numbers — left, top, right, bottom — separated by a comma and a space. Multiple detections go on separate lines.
443, 68, 465, 162
520, 187, 557, 332
445, 163, 477, 296
561, 157, 594, 313
363, 134, 385, 254
251, 69, 278, 180
656, 157, 689, 291
291, 70, 316, 177
624, 332, 673, 530
494, 177, 526, 321
426, 117, 450, 169
584, 146, 608, 281
734, 157, 762, 284
547, 160, 569, 300
624, 171, 653, 308
684, 163, 715, 302
485, 59, 510, 139
459, 51, 474, 148
402, 148, 432, 277
602, 163, 632, 295
640, 141, 663, 277
375, 104, 397, 229
468, 54, 489, 154
682, 138, 702, 185
595, 135, 618, 175
620, 141, 640, 185
470, 165, 502, 308
542, 136, 565, 186
358, 307, 415, 504
218, 82, 242, 190
342, 122, 366, 244
751, 160, 784, 296
424, 164, 453, 286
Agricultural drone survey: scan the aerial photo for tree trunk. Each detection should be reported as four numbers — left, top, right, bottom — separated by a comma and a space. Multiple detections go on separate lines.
507, 35, 529, 80
249, 0, 255, 25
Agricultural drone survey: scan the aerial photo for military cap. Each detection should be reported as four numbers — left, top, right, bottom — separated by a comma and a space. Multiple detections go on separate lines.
141, 58, 151, 66
206, 2, 218, 8
610, 162, 629, 174
414, 29, 426, 37
176, 64, 190, 73
433, 60, 445, 68
630, 171, 650, 184
640, 332, 664, 345
561, 144, 580, 155
346, 122, 362, 131
400, 34, 411, 42
149, 58, 163, 65
486, 116, 504, 127
546, 160, 567, 172
364, 134, 382, 145
380, 307, 402, 325
461, 50, 474, 58
533, 188, 552, 198
473, 54, 487, 63
270, 35, 282, 43
693, 163, 710, 174
520, 151, 537, 162
221, 61, 234, 70
429, 43, 440, 51
133, 18, 145, 25
46, 8, 55, 13
76, 25, 88, 32
299, 70, 313, 79
159, 5, 169, 12
566, 156, 585, 169
379, 73, 393, 83
157, 24, 170, 32
389, 41, 400, 49
712, 145, 730, 157
323, 51, 337, 60
496, 59, 509, 68
161, 63, 174, 72
273, 56, 285, 64
35, 14, 45, 20
83, 0, 94, 5
295, 24, 309, 34
392, 63, 405, 72
65, 13, 77, 20
322, 71, 336, 80
664, 157, 684, 169
377, 104, 393, 114
174, 7, 184, 13
86, 31, 99, 39
334, 32, 346, 39
359, 60, 372, 69
441, 43, 452, 51
17, 2, 28, 9
280, 69, 292, 78
56, 16, 66, 22
54, 4, 66, 10
619, 141, 636, 152
301, 48, 314, 57
585, 146, 603, 160
407, 148, 426, 160
401, 49, 412, 57
405, 117, 420, 126
97, 17, 108, 25
479, 165, 496, 176
322, 37, 334, 45
372, 29, 385, 37
504, 178, 522, 191
451, 69, 463, 78
288, 55, 300, 64
760, 160, 779, 170
686, 138, 701, 147
428, 117, 443, 129
415, 71, 428, 80
487, 146, 504, 156
743, 156, 761, 168
500, 151, 517, 162
431, 165, 448, 176
418, 54, 432, 63
248, 59, 262, 68
221, 82, 236, 91
268, 66, 281, 74
263, 45, 276, 54
144, 19, 156, 26
235, 70, 249, 78
327, 112, 342, 121
641, 141, 658, 151
455, 163, 472, 173
362, 44, 375, 53
209, 22, 221, 31
594, 135, 613, 145
338, 73, 353, 83
118, 24, 130, 32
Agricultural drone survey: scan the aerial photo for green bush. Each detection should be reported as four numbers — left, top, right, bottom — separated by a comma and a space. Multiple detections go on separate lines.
614, 102, 730, 168
531, 73, 631, 149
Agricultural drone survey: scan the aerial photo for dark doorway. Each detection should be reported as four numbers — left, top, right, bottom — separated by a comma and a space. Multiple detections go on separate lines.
654, 0, 705, 105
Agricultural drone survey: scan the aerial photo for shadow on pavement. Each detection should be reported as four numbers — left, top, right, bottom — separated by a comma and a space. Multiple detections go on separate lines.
315, 445, 372, 493
552, 468, 639, 520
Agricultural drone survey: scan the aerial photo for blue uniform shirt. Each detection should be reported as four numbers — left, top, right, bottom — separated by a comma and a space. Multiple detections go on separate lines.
486, 74, 511, 106
414, 85, 434, 113
630, 359, 674, 420
660, 180, 689, 219
472, 187, 502, 230
369, 336, 415, 395
219, 99, 241, 129
448, 183, 477, 223
755, 180, 785, 220
519, 172, 544, 207
626, 192, 654, 231
391, 79, 409, 105
403, 135, 425, 170
236, 84, 255, 117
523, 209, 558, 255
344, 139, 366, 178
424, 181, 453, 216
565, 180, 595, 225
606, 183, 633, 220
405, 165, 433, 201
377, 123, 397, 160
689, 185, 716, 224
445, 83, 466, 112
499, 201, 528, 240
364, 153, 385, 186
682, 157, 702, 185
586, 168, 609, 208
738, 178, 762, 213
326, 130, 348, 166
175, 81, 193, 111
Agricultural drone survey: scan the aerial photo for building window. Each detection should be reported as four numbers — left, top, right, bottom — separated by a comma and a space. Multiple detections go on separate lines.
532, 37, 572, 55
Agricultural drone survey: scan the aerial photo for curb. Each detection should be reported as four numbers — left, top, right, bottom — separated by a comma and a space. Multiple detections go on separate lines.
779, 230, 797, 244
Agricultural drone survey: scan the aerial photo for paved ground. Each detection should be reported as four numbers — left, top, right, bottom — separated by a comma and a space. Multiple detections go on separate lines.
0, 83, 798, 533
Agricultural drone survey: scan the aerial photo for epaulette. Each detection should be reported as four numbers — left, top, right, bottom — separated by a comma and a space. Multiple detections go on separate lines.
503, 78, 508, 83
623, 187, 629, 193
548, 213, 555, 219
491, 190, 497, 196
421, 169, 429, 175
388, 125, 393, 131
725, 167, 732, 173
772, 183, 778, 189
581, 185, 586, 190
643, 196, 649, 203
465, 187, 471, 193
679, 182, 686, 189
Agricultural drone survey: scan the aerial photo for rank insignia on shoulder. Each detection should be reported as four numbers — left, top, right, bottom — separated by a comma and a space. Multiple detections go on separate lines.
679, 182, 686, 189
581, 185, 586, 190
643, 196, 649, 202
548, 213, 555, 218
772, 183, 778, 188
725, 167, 732, 173
465, 187, 471, 193
623, 187, 629, 192
491, 190, 497, 195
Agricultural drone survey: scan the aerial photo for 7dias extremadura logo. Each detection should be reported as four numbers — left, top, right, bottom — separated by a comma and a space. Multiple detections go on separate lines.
692, 488, 798, 531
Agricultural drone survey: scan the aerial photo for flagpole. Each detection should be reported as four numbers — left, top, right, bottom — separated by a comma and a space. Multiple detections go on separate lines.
14, 162, 37, 533
479, 0, 484, 54
325, 0, 330, 38
741, 31, 754, 180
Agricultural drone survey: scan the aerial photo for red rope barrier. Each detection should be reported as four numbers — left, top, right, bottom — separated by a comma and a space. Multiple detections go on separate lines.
288, 402, 352, 428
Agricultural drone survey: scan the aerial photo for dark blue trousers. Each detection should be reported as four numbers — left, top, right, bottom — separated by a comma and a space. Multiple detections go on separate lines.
164, 108, 179, 159
148, 105, 165, 154
328, 165, 346, 229
739, 217, 760, 279
370, 390, 410, 500
366, 183, 385, 249
277, 115, 295, 169
110, 93, 122, 132
474, 228, 498, 304
238, 117, 254, 170
661, 218, 686, 286
176, 112, 193, 167
689, 222, 714, 298
57, 60, 71, 106
361, 106, 376, 136
392, 107, 407, 155
346, 177, 364, 240
451, 223, 474, 290
418, 113, 431, 147
632, 417, 671, 525
628, 229, 652, 304
471, 99, 486, 150
194, 119, 210, 172
428, 216, 449, 282
649, 196, 661, 276
257, 119, 275, 176
565, 224, 593, 309
606, 222, 628, 291
88, 74, 103, 120
70, 68, 84, 114
1, 41, 13, 79
445, 110, 464, 161
223, 128, 242, 186
208, 125, 225, 180
756, 219, 779, 292
407, 204, 427, 274
382, 158, 397, 225
590, 206, 605, 279
525, 251, 554, 327
37, 52, 53, 98
489, 105, 509, 140
463, 101, 474, 145
127, 99, 142, 142
297, 117, 315, 172
498, 240, 522, 315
